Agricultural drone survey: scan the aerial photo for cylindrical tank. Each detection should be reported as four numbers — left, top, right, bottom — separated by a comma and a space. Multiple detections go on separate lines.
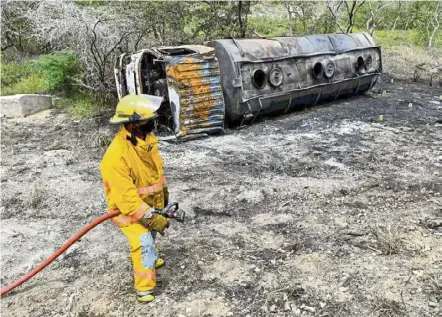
206, 32, 382, 121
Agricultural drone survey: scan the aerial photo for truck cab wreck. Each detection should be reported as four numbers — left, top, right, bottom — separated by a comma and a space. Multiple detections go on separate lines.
115, 45, 225, 137
114, 32, 382, 138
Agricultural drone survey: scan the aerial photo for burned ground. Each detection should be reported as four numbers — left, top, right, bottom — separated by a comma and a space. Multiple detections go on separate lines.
1, 76, 441, 317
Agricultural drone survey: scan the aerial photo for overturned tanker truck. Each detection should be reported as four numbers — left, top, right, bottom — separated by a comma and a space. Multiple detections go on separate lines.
114, 32, 382, 138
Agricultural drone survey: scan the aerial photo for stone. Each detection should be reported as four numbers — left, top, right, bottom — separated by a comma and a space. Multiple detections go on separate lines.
283, 302, 291, 311
302, 305, 316, 313
292, 307, 301, 315
0, 94, 52, 118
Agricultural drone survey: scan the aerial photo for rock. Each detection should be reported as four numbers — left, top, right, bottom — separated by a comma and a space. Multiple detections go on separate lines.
291, 306, 301, 315
320, 302, 327, 309
269, 304, 276, 312
284, 302, 291, 311
301, 305, 316, 313
428, 301, 438, 308
340, 275, 352, 287
254, 267, 261, 273
324, 158, 346, 170
425, 218, 442, 229
227, 312, 233, 316
412, 270, 424, 277
0, 94, 52, 118
334, 216, 348, 228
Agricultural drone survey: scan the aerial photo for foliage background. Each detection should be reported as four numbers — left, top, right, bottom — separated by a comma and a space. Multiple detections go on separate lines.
1, 0, 440, 117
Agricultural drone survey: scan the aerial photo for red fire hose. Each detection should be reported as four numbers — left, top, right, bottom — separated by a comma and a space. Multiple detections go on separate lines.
1, 210, 120, 297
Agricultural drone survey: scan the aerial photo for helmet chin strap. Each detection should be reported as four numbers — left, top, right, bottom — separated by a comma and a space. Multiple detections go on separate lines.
124, 122, 139, 146
125, 120, 155, 146
127, 129, 138, 146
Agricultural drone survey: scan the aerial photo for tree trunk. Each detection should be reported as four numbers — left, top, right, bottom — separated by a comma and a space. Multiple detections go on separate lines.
238, 1, 244, 38
287, 4, 293, 35
301, 6, 306, 33
370, 24, 376, 38
428, 2, 440, 48
390, 2, 402, 31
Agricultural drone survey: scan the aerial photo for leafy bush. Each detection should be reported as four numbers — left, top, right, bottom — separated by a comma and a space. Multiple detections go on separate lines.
1, 61, 30, 87
30, 51, 80, 92
1, 51, 80, 96
1, 73, 46, 95
249, 16, 290, 37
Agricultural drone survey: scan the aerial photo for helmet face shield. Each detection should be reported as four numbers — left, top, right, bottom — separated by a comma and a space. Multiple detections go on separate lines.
138, 94, 162, 113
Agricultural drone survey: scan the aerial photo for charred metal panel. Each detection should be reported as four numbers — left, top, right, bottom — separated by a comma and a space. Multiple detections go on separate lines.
206, 32, 382, 121
115, 33, 382, 137
165, 54, 225, 136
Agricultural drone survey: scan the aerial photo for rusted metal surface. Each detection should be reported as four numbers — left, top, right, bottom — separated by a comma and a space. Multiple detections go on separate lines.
115, 32, 382, 137
165, 54, 225, 136
114, 45, 225, 137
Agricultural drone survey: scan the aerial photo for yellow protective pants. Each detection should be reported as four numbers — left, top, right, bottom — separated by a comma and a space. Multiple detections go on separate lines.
120, 222, 158, 294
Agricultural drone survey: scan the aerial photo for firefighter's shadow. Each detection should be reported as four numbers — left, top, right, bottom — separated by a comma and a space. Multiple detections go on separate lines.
155, 267, 172, 295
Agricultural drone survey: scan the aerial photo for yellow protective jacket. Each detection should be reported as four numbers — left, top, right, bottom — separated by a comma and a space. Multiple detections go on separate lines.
100, 126, 166, 227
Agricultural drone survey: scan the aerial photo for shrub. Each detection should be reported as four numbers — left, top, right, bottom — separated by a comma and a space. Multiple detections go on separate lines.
30, 51, 81, 93
1, 61, 30, 87
1, 51, 81, 96
1, 73, 46, 95
371, 224, 404, 255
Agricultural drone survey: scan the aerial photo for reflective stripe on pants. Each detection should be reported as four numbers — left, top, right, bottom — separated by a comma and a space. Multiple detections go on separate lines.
121, 222, 158, 293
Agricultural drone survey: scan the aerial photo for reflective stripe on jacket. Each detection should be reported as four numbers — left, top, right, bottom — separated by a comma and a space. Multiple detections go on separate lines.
100, 126, 166, 227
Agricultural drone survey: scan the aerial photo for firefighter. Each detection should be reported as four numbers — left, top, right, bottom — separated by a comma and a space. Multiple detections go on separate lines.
100, 94, 170, 303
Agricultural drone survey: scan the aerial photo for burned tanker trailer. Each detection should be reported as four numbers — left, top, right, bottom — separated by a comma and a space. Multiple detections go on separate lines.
114, 32, 382, 137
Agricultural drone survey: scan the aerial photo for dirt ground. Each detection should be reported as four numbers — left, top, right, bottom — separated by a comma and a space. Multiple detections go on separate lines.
1, 75, 441, 317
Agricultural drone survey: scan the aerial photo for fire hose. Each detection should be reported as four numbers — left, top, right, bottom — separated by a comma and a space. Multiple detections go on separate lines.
0, 203, 185, 297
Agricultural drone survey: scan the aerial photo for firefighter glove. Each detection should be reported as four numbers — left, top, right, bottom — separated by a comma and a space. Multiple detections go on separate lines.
140, 212, 169, 233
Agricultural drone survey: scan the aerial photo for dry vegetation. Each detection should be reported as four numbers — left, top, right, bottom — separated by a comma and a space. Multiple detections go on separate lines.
382, 45, 442, 84
371, 296, 406, 317
1, 73, 441, 316
370, 224, 404, 255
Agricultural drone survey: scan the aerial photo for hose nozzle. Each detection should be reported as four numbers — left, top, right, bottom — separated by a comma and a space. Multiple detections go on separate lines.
155, 202, 185, 223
